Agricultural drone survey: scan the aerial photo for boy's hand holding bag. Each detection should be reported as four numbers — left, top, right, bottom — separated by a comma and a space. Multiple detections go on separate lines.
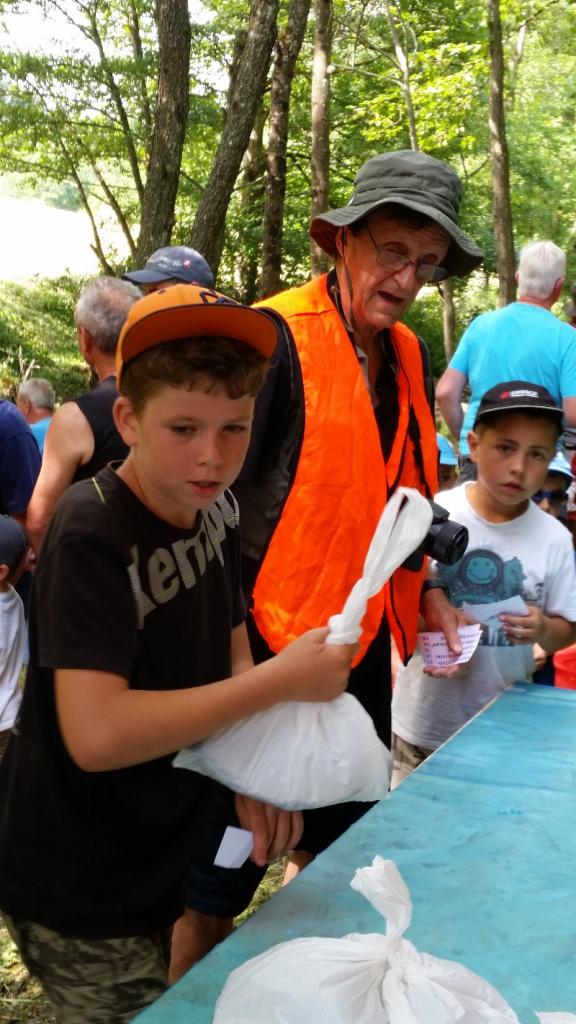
173, 489, 433, 810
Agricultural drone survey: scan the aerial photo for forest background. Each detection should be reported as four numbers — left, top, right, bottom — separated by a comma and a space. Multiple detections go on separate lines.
0, 0, 575, 403
0, 1, 575, 1019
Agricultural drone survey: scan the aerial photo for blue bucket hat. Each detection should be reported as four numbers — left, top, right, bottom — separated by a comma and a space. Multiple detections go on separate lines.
547, 452, 574, 482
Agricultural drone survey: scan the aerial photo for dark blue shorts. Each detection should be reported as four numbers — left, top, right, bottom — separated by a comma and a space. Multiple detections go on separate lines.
185, 780, 266, 918
185, 615, 392, 912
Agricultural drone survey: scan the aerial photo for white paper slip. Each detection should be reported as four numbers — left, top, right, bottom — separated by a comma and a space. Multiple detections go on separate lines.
419, 623, 482, 668
214, 826, 254, 869
461, 595, 528, 625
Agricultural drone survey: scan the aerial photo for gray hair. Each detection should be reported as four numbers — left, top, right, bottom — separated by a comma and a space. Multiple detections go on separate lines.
517, 241, 566, 300
74, 277, 141, 355
17, 377, 55, 412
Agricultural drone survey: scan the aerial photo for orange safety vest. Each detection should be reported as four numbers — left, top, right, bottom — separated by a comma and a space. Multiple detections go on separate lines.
254, 275, 438, 664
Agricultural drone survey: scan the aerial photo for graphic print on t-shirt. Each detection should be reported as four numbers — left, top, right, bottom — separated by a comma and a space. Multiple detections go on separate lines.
127, 493, 239, 628
439, 547, 542, 648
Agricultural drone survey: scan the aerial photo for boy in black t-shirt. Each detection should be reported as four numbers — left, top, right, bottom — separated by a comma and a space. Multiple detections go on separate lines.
0, 285, 356, 1024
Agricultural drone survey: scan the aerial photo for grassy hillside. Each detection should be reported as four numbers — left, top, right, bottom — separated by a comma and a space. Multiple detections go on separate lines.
0, 277, 91, 402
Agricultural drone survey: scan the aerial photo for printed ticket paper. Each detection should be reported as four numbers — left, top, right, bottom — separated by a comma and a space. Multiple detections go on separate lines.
418, 624, 483, 668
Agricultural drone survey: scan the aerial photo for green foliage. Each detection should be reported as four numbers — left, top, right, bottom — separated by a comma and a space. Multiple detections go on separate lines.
1, 0, 576, 314
403, 290, 447, 377
0, 922, 54, 1023
0, 276, 89, 399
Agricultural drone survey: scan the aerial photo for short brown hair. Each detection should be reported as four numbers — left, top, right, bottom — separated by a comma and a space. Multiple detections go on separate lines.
120, 335, 269, 414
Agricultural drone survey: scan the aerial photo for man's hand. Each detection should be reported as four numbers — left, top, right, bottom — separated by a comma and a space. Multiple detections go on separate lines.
234, 794, 303, 868
274, 627, 357, 703
420, 587, 477, 679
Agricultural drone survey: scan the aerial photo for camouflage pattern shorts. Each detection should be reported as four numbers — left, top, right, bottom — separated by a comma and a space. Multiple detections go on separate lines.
391, 732, 435, 788
2, 912, 170, 1023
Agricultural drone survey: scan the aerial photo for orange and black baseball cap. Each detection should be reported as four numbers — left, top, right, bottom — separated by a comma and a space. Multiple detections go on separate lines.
116, 284, 280, 388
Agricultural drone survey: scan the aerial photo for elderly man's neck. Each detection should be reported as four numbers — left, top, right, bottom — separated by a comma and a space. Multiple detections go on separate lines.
334, 266, 382, 357
87, 350, 118, 383
518, 293, 556, 311
517, 276, 564, 311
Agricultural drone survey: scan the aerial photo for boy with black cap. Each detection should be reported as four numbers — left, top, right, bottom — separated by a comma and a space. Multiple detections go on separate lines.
0, 516, 27, 762
0, 285, 355, 1022
392, 380, 576, 784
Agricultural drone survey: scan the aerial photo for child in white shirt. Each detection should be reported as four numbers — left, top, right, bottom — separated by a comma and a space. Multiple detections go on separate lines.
0, 516, 27, 761
393, 381, 576, 784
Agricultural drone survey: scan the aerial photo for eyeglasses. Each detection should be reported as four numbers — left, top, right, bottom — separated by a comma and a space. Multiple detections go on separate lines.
532, 489, 568, 506
363, 224, 449, 283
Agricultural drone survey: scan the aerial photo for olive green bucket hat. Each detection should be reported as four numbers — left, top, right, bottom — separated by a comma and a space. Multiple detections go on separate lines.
310, 150, 484, 278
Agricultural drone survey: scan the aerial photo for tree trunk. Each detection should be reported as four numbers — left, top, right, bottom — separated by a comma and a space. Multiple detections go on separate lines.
487, 0, 516, 305
309, 0, 332, 277
135, 0, 191, 263
189, 0, 280, 274
382, 0, 418, 151
237, 105, 267, 303
259, 0, 311, 298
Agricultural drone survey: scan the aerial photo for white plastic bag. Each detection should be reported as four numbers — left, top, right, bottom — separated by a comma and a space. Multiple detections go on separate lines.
174, 692, 390, 809
213, 857, 521, 1024
326, 489, 433, 645
535, 1016, 576, 1023
174, 489, 432, 809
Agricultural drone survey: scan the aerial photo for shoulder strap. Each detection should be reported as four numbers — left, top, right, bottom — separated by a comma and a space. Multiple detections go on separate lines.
417, 335, 435, 415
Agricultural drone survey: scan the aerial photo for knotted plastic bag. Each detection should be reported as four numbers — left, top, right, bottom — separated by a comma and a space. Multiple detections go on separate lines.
213, 857, 521, 1024
535, 1017, 576, 1023
173, 490, 432, 810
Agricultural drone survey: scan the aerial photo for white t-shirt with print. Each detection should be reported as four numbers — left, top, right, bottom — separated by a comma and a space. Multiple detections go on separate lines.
0, 584, 26, 732
392, 483, 576, 750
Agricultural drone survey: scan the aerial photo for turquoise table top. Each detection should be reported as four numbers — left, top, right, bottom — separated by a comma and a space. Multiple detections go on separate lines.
136, 683, 576, 1022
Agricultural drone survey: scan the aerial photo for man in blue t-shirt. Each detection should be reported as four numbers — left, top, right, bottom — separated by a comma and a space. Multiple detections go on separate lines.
16, 378, 55, 456
0, 399, 41, 608
0, 401, 41, 522
436, 240, 576, 479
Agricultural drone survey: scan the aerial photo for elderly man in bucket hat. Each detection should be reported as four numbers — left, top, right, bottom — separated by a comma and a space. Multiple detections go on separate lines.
170, 150, 484, 980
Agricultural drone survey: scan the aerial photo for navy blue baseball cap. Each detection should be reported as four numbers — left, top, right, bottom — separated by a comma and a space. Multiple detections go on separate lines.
122, 246, 214, 288
0, 516, 27, 571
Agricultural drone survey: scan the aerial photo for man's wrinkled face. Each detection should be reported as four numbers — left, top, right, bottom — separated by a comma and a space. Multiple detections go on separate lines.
336, 210, 449, 336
